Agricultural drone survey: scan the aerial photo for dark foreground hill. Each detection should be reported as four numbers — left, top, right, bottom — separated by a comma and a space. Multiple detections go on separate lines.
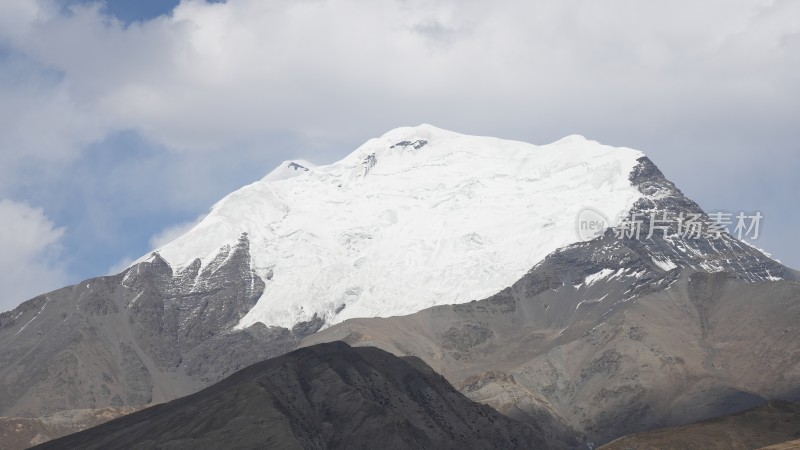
34, 341, 552, 450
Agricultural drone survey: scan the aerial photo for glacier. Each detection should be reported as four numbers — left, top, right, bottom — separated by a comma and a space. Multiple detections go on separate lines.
139, 124, 645, 329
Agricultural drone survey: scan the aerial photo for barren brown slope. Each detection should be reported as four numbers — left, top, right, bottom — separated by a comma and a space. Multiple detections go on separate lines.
34, 342, 551, 450
599, 401, 800, 450
0, 406, 142, 450
760, 439, 800, 449
303, 269, 800, 445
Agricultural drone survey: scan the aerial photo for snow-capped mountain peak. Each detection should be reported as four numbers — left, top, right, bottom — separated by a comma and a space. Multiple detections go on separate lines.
550, 134, 590, 144
144, 125, 647, 329
263, 159, 317, 182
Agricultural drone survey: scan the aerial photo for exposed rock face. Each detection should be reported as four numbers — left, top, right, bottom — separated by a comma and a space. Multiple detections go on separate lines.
622, 157, 786, 282
0, 234, 300, 418
33, 342, 551, 450
307, 269, 800, 444
305, 264, 800, 445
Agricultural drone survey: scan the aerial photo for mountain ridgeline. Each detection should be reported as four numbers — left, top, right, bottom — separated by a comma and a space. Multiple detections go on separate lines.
0, 126, 797, 448
0, 234, 308, 417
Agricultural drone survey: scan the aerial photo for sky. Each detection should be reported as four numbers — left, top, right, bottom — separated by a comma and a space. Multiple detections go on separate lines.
0, 0, 797, 313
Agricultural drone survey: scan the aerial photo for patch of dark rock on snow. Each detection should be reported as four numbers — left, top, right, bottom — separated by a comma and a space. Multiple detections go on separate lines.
391, 139, 428, 149
287, 162, 309, 171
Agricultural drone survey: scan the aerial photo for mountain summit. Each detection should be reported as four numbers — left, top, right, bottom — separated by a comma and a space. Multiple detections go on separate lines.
143, 124, 646, 330
1, 126, 793, 448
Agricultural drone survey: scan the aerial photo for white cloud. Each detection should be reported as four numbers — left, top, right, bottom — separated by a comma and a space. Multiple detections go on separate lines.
5, 0, 795, 147
3, 0, 796, 160
0, 199, 69, 312
0, 0, 54, 42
